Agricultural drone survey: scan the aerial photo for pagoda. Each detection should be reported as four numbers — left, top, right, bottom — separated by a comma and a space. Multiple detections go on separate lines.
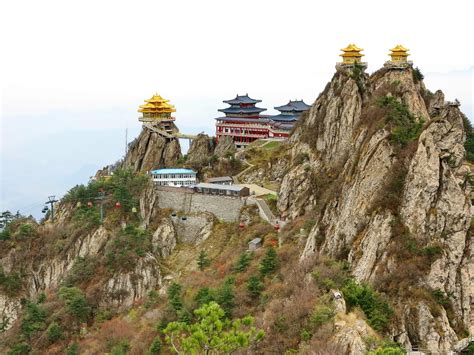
138, 94, 177, 135
337, 44, 367, 68
269, 100, 311, 138
384, 45, 412, 68
215, 94, 269, 148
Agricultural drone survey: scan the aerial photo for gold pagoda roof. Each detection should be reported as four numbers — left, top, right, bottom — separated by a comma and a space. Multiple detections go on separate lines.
389, 44, 410, 55
340, 43, 364, 57
138, 94, 176, 113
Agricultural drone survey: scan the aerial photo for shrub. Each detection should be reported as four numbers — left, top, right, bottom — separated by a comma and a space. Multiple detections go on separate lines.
368, 345, 405, 355
197, 250, 210, 271
162, 302, 264, 354
66, 343, 79, 355
18, 223, 34, 237
412, 67, 424, 83
463, 115, 474, 162
47, 321, 63, 343
146, 336, 162, 354
432, 289, 450, 307
246, 275, 264, 299
216, 278, 236, 318
19, 299, 47, 338
58, 287, 91, 323
110, 340, 130, 355
234, 252, 252, 272
106, 225, 152, 272
7, 342, 31, 355
63, 256, 98, 287
377, 95, 424, 147
259, 247, 279, 277
0, 266, 23, 297
194, 287, 215, 307
167, 282, 183, 313
342, 279, 393, 331
310, 305, 335, 327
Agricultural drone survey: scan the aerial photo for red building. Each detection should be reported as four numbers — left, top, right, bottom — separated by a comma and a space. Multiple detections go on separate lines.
215, 94, 310, 148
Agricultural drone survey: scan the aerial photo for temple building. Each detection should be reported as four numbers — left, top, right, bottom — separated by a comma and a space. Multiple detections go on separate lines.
269, 100, 311, 138
337, 44, 367, 68
138, 94, 177, 135
151, 168, 197, 187
384, 45, 412, 68
215, 94, 270, 148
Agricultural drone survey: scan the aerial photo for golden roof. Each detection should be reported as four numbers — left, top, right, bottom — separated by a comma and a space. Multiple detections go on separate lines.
390, 44, 409, 53
138, 93, 176, 113
340, 43, 364, 57
341, 43, 363, 52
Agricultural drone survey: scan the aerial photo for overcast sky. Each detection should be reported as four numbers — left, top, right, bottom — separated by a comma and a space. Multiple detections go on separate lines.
1, 0, 473, 217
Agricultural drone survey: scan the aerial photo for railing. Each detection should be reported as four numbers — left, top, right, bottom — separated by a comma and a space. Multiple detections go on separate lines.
216, 122, 269, 130
218, 131, 267, 139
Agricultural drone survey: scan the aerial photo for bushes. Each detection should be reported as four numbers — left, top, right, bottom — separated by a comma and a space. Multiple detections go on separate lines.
259, 247, 279, 277
197, 250, 210, 271
246, 275, 264, 299
63, 256, 98, 287
58, 287, 91, 323
106, 225, 152, 272
412, 67, 424, 84
0, 266, 23, 297
462, 115, 474, 162
310, 304, 335, 328
167, 282, 184, 314
377, 95, 424, 147
146, 336, 162, 354
234, 252, 252, 272
19, 299, 47, 339
342, 279, 393, 331
46, 322, 63, 343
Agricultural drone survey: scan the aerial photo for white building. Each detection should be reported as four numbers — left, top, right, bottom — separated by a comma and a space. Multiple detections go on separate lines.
150, 168, 197, 187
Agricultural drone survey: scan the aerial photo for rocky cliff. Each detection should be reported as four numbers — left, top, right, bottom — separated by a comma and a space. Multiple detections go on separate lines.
278, 65, 472, 352
122, 127, 181, 173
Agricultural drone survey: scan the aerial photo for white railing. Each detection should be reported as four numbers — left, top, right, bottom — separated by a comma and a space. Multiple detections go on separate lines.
218, 131, 267, 139
216, 122, 269, 130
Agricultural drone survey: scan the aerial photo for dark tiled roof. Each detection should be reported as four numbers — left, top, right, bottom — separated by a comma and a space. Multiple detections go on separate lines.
274, 100, 311, 112
218, 106, 267, 114
208, 176, 233, 183
223, 94, 262, 105
270, 114, 300, 122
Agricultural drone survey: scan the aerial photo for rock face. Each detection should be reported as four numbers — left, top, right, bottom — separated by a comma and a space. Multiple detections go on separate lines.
122, 127, 181, 173
278, 66, 472, 352
186, 134, 215, 164
214, 135, 236, 157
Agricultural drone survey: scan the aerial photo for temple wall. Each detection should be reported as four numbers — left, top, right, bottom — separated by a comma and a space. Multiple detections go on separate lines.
155, 188, 244, 222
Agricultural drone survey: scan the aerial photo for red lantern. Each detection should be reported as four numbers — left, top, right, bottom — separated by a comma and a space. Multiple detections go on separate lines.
87, 201, 93, 208
239, 221, 245, 230
115, 201, 121, 208
274, 223, 280, 231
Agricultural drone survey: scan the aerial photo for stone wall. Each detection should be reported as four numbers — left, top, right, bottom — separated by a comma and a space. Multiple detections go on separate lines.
155, 187, 244, 222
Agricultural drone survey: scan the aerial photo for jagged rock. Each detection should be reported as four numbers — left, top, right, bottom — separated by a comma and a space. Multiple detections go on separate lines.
104, 256, 162, 308
171, 212, 215, 244
152, 219, 177, 258
122, 128, 181, 173
0, 296, 21, 332
186, 134, 215, 164
214, 135, 236, 157
280, 66, 472, 352
332, 313, 375, 354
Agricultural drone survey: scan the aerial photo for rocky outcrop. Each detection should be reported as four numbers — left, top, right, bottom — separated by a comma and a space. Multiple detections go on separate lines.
122, 127, 181, 173
278, 66, 472, 352
186, 134, 215, 164
214, 135, 236, 157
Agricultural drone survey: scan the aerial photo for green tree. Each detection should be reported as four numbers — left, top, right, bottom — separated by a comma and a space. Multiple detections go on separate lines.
163, 302, 264, 354
58, 287, 90, 323
259, 247, 278, 277
216, 279, 235, 318
66, 343, 79, 355
197, 250, 211, 271
463, 115, 474, 162
167, 282, 183, 313
246, 275, 264, 299
19, 299, 46, 338
234, 252, 252, 272
146, 336, 162, 354
47, 321, 63, 343
194, 287, 215, 307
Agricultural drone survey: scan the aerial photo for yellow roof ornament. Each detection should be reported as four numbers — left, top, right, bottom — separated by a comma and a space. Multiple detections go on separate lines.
341, 43, 363, 52
138, 93, 176, 113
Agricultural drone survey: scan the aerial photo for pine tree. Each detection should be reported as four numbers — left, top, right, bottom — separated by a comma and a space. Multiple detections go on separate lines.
167, 282, 183, 313
259, 247, 278, 277
246, 275, 264, 299
234, 252, 252, 272
217, 278, 235, 318
197, 250, 210, 271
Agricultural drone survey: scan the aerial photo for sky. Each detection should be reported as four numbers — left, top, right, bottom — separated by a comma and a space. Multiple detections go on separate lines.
1, 0, 473, 218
